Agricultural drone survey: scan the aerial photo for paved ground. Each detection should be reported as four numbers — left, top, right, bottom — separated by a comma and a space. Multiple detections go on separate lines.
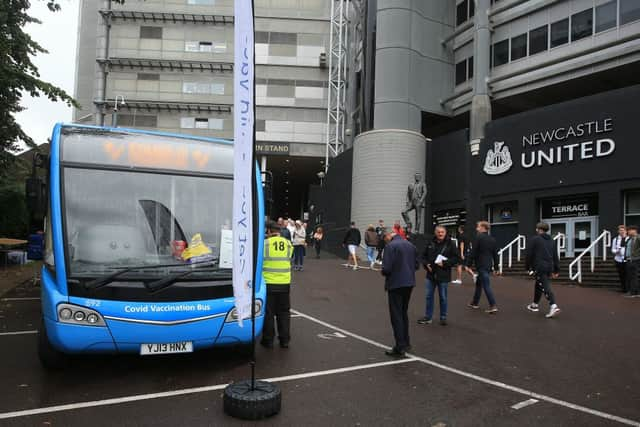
0, 256, 639, 426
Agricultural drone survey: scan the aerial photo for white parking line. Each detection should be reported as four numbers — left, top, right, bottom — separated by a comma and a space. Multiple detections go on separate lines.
0, 330, 38, 337
0, 358, 416, 420
511, 399, 539, 410
1, 297, 40, 302
291, 309, 640, 427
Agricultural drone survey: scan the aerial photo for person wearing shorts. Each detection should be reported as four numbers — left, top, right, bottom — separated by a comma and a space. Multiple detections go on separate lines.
343, 222, 362, 270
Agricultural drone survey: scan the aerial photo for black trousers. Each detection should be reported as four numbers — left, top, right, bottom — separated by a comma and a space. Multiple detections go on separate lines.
262, 286, 291, 344
387, 286, 413, 352
626, 261, 639, 296
534, 272, 556, 306
616, 261, 628, 292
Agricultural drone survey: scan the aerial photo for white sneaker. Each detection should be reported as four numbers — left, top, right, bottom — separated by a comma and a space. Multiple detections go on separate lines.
545, 304, 561, 318
451, 279, 462, 285
370, 262, 375, 269
472, 273, 478, 282
526, 303, 539, 312
353, 265, 358, 271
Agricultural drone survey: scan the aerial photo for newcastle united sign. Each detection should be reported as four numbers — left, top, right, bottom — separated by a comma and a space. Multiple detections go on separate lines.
483, 118, 616, 176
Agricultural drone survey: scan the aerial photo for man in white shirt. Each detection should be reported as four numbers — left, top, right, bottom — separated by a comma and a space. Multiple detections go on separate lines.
611, 225, 627, 293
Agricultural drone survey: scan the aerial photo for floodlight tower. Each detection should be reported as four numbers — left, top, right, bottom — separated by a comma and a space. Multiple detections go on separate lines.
324, 0, 349, 173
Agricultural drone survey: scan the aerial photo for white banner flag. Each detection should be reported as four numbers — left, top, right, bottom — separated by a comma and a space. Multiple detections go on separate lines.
232, 0, 255, 326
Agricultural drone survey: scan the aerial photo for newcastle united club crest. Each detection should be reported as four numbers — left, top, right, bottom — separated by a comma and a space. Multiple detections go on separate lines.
484, 141, 513, 175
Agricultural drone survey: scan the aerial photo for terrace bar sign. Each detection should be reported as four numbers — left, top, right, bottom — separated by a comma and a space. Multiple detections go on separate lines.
541, 195, 598, 219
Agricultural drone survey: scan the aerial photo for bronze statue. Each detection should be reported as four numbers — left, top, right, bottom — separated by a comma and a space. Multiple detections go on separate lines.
401, 172, 427, 234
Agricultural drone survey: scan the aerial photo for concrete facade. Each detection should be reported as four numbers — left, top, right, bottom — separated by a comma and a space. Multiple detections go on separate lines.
345, 0, 640, 234
73, 0, 330, 159
373, 1, 455, 131
351, 129, 426, 233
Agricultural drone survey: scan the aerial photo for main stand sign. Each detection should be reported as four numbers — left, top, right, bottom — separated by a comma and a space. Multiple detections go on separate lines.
232, 0, 255, 327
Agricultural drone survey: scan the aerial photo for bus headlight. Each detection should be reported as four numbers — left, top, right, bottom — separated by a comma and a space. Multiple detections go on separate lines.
59, 308, 73, 320
57, 303, 105, 327
225, 300, 263, 323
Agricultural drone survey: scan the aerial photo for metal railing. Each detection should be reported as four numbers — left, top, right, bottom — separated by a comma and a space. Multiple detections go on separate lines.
498, 235, 526, 274
569, 230, 612, 284
553, 233, 566, 259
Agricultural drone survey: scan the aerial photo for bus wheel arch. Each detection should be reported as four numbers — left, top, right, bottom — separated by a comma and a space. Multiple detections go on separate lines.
38, 318, 71, 370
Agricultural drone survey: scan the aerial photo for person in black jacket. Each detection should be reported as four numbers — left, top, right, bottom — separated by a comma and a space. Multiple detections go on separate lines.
467, 221, 500, 314
381, 231, 419, 358
525, 222, 561, 318
418, 226, 460, 326
343, 222, 362, 270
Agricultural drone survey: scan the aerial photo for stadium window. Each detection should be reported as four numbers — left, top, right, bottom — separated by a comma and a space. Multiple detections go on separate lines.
550, 18, 569, 48
456, 0, 469, 26
510, 33, 527, 61
120, 115, 157, 127
137, 73, 160, 81
529, 25, 548, 55
620, 0, 640, 25
140, 26, 162, 39
269, 32, 297, 45
255, 31, 269, 43
194, 118, 209, 129
492, 39, 509, 67
596, 1, 617, 33
571, 8, 594, 42
455, 59, 467, 85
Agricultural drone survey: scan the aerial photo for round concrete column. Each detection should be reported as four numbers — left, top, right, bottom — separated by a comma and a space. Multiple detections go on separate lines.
351, 129, 427, 234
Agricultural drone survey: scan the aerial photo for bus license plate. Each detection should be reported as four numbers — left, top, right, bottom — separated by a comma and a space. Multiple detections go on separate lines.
140, 341, 193, 355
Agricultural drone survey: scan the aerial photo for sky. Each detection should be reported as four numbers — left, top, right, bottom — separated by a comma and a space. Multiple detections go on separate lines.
15, 0, 79, 151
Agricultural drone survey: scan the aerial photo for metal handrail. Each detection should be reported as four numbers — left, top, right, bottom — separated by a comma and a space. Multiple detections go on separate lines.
569, 230, 612, 284
498, 235, 526, 273
553, 233, 566, 259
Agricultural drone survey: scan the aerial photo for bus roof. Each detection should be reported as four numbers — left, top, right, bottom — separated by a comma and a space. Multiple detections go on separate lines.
56, 123, 233, 146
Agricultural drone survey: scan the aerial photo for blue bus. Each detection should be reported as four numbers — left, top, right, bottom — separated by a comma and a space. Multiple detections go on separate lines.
38, 124, 265, 368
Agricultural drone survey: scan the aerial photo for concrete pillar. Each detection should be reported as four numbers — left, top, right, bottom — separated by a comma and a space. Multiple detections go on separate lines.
469, 0, 492, 156
351, 129, 427, 233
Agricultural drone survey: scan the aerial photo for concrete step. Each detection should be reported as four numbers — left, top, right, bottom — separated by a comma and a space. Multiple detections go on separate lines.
500, 257, 634, 288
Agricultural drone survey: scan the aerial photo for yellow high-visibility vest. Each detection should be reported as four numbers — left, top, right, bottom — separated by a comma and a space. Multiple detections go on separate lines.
263, 235, 293, 285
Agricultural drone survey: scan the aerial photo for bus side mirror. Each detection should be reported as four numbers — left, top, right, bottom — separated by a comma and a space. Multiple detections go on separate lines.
26, 177, 47, 220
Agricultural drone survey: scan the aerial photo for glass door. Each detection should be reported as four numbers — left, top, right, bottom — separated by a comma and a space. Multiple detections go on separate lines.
572, 219, 596, 256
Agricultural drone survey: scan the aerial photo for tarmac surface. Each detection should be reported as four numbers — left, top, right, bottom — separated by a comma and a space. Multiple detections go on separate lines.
0, 256, 639, 426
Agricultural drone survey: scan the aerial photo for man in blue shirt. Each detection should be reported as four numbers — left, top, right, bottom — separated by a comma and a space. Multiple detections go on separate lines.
381, 231, 419, 358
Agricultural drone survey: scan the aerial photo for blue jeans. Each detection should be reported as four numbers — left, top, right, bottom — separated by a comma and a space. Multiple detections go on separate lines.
366, 246, 376, 264
473, 269, 497, 307
425, 279, 448, 320
293, 245, 305, 268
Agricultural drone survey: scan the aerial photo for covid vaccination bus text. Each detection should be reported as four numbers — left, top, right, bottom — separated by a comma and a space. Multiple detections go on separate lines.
38, 124, 265, 368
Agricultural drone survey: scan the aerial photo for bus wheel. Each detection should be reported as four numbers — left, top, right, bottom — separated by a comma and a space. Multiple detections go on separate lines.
38, 319, 70, 370
223, 380, 281, 420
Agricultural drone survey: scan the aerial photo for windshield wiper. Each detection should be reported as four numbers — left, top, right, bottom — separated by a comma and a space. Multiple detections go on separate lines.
145, 268, 230, 293
83, 259, 217, 290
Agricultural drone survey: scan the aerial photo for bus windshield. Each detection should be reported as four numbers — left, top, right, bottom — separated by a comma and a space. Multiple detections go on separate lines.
63, 166, 232, 278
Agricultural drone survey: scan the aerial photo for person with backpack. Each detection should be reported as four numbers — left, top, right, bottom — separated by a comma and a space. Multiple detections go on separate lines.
525, 222, 561, 318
